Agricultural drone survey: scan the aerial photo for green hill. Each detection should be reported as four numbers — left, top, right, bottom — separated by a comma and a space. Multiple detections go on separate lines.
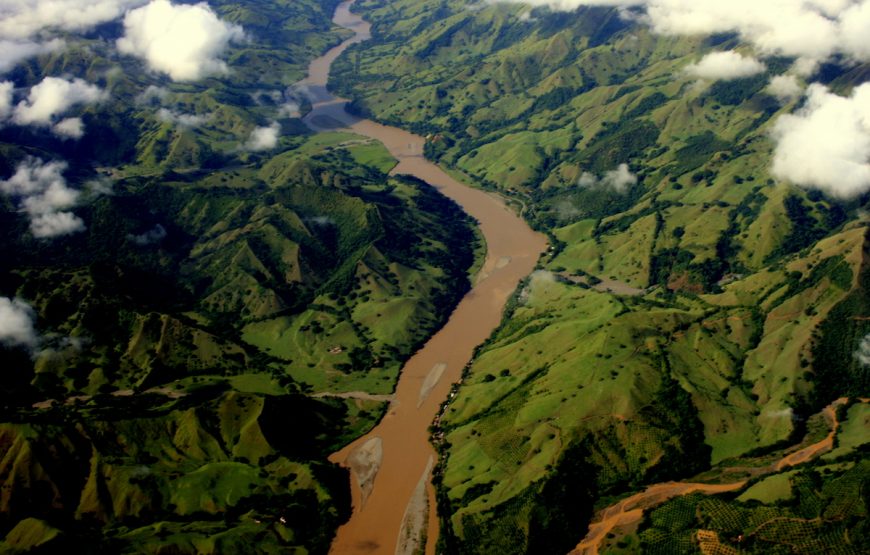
0, 0, 479, 552
3, 0, 870, 552
329, 0, 870, 552
0, 137, 478, 552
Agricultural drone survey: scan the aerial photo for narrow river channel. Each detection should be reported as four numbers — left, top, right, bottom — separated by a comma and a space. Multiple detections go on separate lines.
297, 1, 547, 553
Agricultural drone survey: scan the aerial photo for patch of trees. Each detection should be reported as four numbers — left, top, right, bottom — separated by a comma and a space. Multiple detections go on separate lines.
811, 239, 870, 406
766, 194, 846, 262
649, 368, 711, 477
624, 92, 669, 120
671, 131, 729, 176
525, 440, 598, 554
577, 119, 660, 174
706, 74, 768, 106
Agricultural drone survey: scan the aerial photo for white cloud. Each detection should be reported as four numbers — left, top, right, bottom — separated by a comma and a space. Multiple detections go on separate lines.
767, 74, 803, 103
29, 211, 85, 237
306, 216, 335, 226
0, 157, 86, 238
0, 39, 63, 73
840, 1, 870, 61
0, 297, 37, 348
578, 163, 637, 192
0, 81, 13, 119
128, 223, 166, 245
685, 51, 766, 81
530, 269, 557, 283
156, 107, 209, 127
84, 177, 114, 197
495, 0, 870, 69
278, 100, 301, 118
245, 122, 280, 151
21, 179, 78, 215
117, 0, 245, 81
603, 163, 638, 191
578, 172, 598, 188
52, 117, 84, 139
0, 0, 146, 40
771, 83, 870, 199
13, 77, 105, 126
136, 84, 169, 105
856, 333, 870, 365
0, 158, 65, 196
760, 407, 794, 420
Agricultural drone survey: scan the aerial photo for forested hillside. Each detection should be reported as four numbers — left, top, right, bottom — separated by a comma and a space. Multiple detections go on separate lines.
329, 0, 870, 552
0, 1, 477, 552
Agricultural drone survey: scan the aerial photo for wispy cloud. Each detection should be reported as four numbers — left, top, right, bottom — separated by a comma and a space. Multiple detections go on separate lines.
128, 223, 167, 245
0, 38, 64, 73
685, 51, 766, 81
495, 0, 870, 71
136, 84, 169, 105
0, 81, 13, 119
578, 163, 637, 192
0, 297, 38, 348
156, 107, 210, 127
856, 333, 870, 365
0, 0, 146, 40
0, 157, 86, 238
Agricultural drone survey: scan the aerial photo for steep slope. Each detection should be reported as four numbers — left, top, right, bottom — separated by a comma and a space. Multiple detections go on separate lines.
0, 138, 479, 552
329, 0, 870, 552
0, 0, 480, 552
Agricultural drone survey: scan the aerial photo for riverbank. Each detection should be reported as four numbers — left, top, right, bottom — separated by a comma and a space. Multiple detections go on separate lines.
296, 1, 548, 553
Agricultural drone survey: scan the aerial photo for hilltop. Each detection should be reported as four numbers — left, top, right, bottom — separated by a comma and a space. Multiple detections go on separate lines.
0, 0, 479, 552
329, 0, 870, 552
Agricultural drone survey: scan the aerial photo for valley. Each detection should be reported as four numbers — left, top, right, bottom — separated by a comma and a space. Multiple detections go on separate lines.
0, 0, 489, 552
1, 0, 869, 554
298, 2, 545, 552
328, 1, 870, 553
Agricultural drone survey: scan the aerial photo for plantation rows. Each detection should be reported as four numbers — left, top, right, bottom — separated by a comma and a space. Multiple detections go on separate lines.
638, 461, 868, 553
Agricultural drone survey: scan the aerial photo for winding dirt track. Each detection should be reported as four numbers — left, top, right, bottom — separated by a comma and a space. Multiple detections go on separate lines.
297, 3, 547, 553
570, 398, 850, 555
571, 482, 748, 555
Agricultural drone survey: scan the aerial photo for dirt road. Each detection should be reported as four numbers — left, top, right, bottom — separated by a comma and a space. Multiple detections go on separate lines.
570, 398, 850, 555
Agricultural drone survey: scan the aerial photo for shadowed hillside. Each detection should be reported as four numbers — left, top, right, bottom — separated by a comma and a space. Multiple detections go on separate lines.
0, 0, 478, 552
329, 0, 870, 552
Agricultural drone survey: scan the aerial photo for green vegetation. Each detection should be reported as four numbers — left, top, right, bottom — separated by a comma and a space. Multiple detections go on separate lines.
0, 390, 353, 554
0, 0, 480, 552
0, 141, 477, 551
2, 0, 870, 552
638, 460, 870, 554
329, 0, 870, 552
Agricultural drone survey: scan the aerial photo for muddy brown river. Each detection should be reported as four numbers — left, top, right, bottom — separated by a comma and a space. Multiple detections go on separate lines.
297, 1, 547, 553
